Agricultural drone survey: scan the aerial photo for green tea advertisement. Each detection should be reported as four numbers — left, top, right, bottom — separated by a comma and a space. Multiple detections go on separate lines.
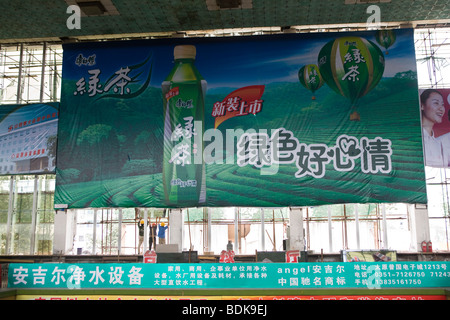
55, 29, 426, 209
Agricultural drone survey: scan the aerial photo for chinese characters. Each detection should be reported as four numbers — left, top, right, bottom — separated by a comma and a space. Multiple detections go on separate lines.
9, 262, 450, 291
11, 264, 145, 288
212, 85, 265, 129
73, 67, 132, 97
237, 128, 393, 178
212, 96, 264, 118
342, 46, 366, 82
169, 116, 197, 167
72, 53, 154, 98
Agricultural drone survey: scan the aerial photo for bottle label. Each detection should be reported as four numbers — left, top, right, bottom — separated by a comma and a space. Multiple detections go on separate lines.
163, 81, 206, 205
165, 87, 179, 100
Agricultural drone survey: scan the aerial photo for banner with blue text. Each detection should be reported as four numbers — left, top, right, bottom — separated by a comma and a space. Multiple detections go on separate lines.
8, 262, 450, 290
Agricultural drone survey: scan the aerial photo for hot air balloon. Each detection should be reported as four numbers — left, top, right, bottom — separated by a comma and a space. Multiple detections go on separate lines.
318, 36, 385, 121
375, 30, 396, 54
298, 64, 324, 100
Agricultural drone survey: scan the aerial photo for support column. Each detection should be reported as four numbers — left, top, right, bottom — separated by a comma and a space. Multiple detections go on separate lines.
143, 208, 148, 253
16, 44, 23, 104
169, 208, 183, 252
381, 203, 388, 249
40, 42, 47, 103
410, 204, 431, 252
354, 204, 360, 250
53, 210, 75, 255
234, 208, 239, 253
93, 209, 97, 255
29, 176, 39, 255
206, 207, 212, 253
328, 205, 333, 252
118, 208, 123, 255
260, 208, 265, 251
288, 207, 304, 251
5, 176, 14, 254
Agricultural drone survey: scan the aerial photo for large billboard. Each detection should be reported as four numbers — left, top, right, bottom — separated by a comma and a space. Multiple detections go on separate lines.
55, 28, 426, 209
0, 103, 58, 175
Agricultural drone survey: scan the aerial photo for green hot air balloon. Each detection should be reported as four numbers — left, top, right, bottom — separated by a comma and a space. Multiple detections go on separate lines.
298, 64, 324, 100
375, 30, 396, 54
318, 36, 385, 121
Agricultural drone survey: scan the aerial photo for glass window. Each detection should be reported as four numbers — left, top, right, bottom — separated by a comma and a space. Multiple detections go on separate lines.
10, 175, 34, 254
96, 209, 120, 255
73, 209, 95, 255
429, 218, 450, 251
35, 175, 55, 255
120, 208, 139, 255
304, 203, 410, 253
0, 44, 62, 104
424, 167, 450, 251
182, 207, 286, 255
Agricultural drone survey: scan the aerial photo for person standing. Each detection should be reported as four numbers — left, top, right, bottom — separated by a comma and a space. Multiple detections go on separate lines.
135, 208, 146, 254
137, 219, 145, 254
158, 219, 168, 244
149, 222, 157, 250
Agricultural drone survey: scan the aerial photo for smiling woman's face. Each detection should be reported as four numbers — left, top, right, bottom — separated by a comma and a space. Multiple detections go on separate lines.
422, 92, 445, 124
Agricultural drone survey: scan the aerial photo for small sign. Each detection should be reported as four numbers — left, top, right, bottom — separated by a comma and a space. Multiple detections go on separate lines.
143, 250, 157, 263
219, 250, 235, 263
286, 250, 300, 263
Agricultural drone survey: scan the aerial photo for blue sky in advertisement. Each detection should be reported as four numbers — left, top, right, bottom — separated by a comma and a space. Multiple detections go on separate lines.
62, 28, 415, 91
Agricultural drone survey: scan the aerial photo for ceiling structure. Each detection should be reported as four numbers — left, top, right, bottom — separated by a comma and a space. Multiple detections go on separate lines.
0, 0, 449, 44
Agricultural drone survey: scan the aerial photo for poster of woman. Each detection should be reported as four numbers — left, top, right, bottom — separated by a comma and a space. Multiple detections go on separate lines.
421, 88, 450, 167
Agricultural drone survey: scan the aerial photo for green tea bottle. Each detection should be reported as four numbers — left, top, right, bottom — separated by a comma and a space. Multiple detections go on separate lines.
162, 45, 206, 206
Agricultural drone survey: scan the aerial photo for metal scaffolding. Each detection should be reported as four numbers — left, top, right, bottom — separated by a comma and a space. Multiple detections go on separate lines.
0, 43, 62, 105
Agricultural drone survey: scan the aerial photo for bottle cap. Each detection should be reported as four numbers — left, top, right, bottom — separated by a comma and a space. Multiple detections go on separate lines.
174, 45, 196, 60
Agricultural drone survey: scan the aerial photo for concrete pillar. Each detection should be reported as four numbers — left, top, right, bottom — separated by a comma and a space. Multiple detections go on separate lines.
354, 204, 360, 250
234, 208, 239, 253
206, 207, 212, 253
118, 208, 123, 254
288, 207, 304, 250
260, 208, 265, 251
169, 208, 183, 252
410, 204, 431, 252
381, 203, 388, 249
53, 209, 75, 255
143, 208, 148, 253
